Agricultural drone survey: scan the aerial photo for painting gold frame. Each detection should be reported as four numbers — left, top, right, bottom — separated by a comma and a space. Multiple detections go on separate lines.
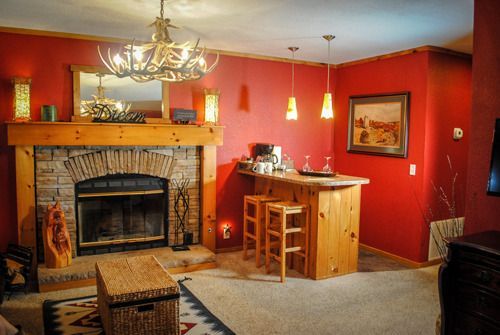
347, 92, 409, 158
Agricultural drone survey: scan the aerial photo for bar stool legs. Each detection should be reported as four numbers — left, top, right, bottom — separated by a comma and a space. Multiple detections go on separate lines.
265, 201, 309, 283
243, 195, 280, 267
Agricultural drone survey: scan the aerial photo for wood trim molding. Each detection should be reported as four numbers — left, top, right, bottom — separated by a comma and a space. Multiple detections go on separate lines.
15, 146, 36, 252
1, 27, 471, 69
215, 245, 243, 253
38, 262, 217, 292
0, 26, 324, 68
359, 243, 442, 268
201, 146, 217, 252
38, 278, 97, 293
336, 45, 471, 69
0, 26, 131, 44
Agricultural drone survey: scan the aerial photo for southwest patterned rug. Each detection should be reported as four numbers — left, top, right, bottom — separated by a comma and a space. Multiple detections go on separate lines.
43, 282, 234, 335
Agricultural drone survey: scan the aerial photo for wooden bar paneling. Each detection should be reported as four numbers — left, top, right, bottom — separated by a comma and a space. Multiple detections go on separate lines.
15, 146, 36, 254
315, 189, 331, 278
201, 145, 217, 251
348, 185, 361, 273
254, 176, 364, 280
7, 122, 223, 146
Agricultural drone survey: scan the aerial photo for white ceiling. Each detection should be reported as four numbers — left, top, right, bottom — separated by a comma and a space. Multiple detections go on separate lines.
0, 0, 474, 64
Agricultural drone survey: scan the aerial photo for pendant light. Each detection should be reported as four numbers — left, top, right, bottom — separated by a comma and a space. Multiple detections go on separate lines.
321, 35, 335, 119
286, 47, 299, 120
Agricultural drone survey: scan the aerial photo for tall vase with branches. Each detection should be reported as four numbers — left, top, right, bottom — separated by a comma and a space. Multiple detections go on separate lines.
416, 155, 464, 261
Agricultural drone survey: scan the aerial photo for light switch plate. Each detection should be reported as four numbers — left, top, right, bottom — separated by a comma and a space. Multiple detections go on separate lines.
410, 164, 416, 176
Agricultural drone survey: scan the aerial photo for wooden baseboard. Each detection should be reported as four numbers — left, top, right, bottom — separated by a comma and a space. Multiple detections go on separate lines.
166, 262, 217, 274
38, 261, 217, 292
39, 278, 96, 293
360, 243, 442, 268
215, 245, 243, 253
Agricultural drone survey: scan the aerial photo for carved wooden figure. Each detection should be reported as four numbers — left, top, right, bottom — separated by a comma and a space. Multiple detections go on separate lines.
42, 201, 72, 268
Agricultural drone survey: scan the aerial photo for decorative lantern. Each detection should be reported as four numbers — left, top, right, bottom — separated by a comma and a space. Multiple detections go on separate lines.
204, 88, 220, 124
12, 77, 32, 122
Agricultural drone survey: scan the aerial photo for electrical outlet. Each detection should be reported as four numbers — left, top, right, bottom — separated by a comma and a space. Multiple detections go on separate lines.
223, 225, 231, 239
409, 164, 416, 176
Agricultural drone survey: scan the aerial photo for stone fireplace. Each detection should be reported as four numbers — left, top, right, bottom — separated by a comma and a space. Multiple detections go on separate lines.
7, 122, 222, 279
34, 146, 200, 261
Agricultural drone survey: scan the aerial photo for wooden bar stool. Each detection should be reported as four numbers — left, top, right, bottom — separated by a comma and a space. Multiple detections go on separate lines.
243, 195, 281, 267
265, 201, 309, 283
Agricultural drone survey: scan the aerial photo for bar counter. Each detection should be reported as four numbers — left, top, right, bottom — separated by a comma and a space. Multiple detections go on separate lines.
239, 168, 370, 280
238, 169, 369, 187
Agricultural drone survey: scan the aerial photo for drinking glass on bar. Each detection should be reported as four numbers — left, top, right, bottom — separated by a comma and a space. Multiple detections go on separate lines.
322, 156, 332, 173
302, 155, 312, 172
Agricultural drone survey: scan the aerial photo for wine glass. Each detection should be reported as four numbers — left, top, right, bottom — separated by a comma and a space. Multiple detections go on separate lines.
322, 156, 332, 173
302, 155, 312, 172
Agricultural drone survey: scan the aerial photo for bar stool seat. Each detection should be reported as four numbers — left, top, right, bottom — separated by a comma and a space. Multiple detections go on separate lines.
265, 201, 309, 283
243, 195, 281, 267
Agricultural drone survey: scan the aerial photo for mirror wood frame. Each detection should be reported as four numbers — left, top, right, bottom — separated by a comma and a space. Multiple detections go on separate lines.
71, 65, 171, 123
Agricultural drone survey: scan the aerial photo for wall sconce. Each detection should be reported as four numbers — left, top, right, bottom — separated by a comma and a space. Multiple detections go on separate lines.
204, 88, 220, 125
12, 77, 32, 122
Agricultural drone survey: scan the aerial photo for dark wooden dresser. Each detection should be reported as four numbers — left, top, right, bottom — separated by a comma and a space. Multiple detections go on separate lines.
439, 231, 500, 335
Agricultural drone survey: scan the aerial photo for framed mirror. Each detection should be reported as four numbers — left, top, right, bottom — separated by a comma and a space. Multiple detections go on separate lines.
71, 65, 170, 123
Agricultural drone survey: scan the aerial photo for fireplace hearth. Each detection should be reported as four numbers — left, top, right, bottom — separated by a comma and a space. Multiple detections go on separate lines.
76, 174, 168, 256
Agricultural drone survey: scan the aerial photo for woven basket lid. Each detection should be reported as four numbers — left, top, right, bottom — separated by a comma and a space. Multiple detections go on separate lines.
96, 255, 179, 304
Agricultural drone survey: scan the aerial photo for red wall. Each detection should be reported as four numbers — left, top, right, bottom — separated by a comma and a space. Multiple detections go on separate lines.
0, 32, 334, 250
424, 53, 472, 223
0, 31, 474, 260
335, 51, 471, 262
169, 56, 334, 248
464, 0, 500, 232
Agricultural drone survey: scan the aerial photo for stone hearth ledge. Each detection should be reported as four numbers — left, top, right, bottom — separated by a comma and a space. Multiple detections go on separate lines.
37, 245, 215, 291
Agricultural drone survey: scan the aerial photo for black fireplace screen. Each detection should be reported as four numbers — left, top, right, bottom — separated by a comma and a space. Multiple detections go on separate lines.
76, 175, 168, 255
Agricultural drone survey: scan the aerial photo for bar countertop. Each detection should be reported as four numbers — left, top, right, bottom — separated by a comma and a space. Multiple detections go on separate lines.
238, 169, 370, 187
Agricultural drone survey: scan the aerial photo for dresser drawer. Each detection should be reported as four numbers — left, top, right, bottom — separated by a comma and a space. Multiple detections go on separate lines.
458, 249, 500, 270
452, 311, 500, 335
455, 284, 500, 324
457, 261, 500, 292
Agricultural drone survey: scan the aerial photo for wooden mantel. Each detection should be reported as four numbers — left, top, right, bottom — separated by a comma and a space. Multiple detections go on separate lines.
6, 121, 223, 258
7, 121, 223, 146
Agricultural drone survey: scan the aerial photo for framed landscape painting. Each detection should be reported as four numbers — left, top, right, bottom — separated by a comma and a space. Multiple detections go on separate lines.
347, 92, 409, 158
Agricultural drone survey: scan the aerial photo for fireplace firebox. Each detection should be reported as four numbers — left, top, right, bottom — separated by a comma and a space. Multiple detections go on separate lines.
76, 174, 168, 256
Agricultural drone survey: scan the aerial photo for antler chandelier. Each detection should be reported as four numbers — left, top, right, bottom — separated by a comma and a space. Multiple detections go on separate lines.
98, 0, 218, 83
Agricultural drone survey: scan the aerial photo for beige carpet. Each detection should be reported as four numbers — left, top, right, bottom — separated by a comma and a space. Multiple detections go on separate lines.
0, 251, 440, 335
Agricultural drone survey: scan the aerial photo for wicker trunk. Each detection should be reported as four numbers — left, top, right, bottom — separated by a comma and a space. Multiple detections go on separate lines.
96, 255, 180, 335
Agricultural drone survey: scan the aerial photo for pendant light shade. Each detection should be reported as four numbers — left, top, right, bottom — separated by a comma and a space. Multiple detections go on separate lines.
321, 35, 335, 119
321, 92, 333, 119
286, 97, 298, 120
286, 47, 299, 120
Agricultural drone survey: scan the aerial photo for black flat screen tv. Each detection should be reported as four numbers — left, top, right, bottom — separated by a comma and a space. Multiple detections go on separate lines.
487, 118, 500, 196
